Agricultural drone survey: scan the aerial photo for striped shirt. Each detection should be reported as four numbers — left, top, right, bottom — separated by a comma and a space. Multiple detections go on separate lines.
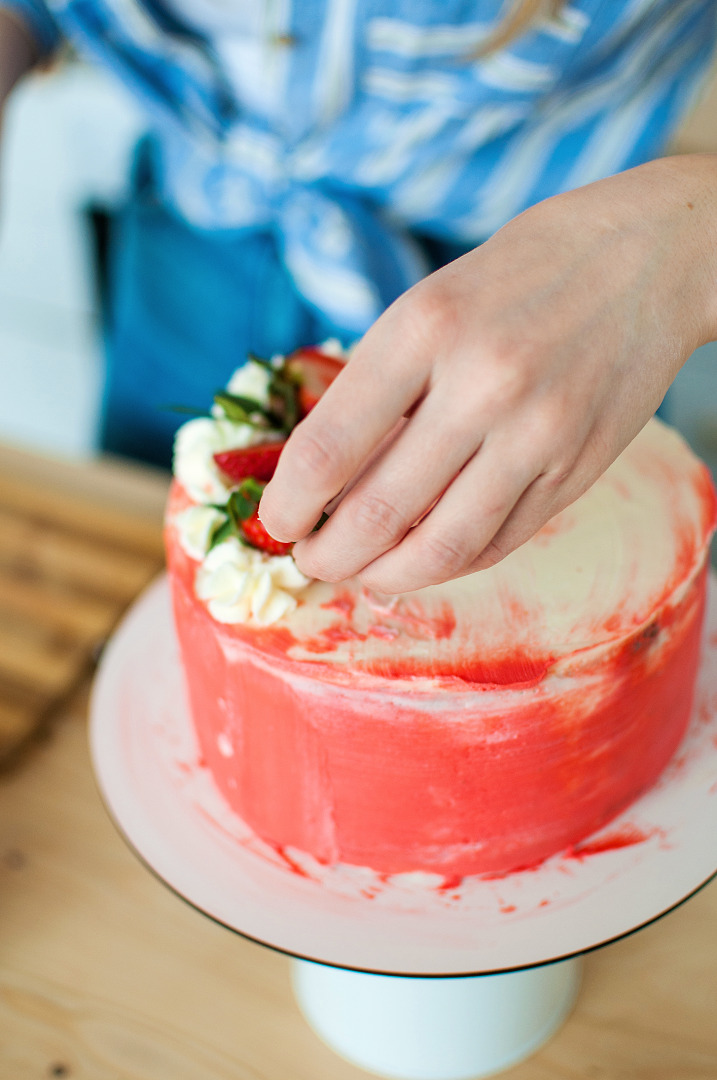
4, 0, 717, 333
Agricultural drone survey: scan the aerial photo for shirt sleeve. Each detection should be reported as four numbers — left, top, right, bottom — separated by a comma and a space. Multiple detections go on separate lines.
0, 0, 60, 57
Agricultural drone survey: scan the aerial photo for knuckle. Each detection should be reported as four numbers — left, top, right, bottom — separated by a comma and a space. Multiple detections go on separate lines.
290, 424, 347, 488
471, 537, 511, 572
477, 349, 537, 414
539, 456, 575, 492
415, 531, 473, 579
352, 492, 407, 545
532, 397, 578, 448
394, 281, 456, 355
540, 470, 565, 496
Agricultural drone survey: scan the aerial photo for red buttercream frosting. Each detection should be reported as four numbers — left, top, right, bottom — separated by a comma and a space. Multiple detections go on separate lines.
165, 419, 717, 877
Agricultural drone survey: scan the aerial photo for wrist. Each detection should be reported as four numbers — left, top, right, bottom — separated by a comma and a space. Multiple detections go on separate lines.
639, 154, 717, 348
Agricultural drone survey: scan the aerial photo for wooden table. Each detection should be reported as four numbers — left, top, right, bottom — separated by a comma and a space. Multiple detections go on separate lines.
1, 445, 716, 1079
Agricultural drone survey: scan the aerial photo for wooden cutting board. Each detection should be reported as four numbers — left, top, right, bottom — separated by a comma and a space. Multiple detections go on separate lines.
0, 442, 169, 764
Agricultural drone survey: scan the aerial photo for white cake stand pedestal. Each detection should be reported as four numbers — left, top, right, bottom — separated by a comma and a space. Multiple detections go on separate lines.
291, 957, 581, 1079
89, 577, 717, 1079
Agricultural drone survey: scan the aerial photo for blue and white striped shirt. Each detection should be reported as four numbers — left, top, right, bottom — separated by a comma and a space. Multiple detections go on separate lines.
4, 0, 717, 333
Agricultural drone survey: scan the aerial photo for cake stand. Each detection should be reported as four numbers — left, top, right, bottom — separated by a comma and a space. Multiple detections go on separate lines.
89, 576, 717, 1079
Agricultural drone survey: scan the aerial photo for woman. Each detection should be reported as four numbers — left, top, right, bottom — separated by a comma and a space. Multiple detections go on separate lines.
1, 0, 716, 590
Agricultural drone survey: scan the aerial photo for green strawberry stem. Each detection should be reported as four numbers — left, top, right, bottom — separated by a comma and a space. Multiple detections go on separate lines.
246, 352, 275, 371
209, 517, 234, 548
270, 378, 299, 433
227, 479, 266, 523
213, 391, 278, 428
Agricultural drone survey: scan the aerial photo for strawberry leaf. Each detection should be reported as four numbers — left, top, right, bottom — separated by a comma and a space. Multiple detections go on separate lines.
227, 478, 265, 523
213, 391, 271, 427
269, 376, 299, 433
208, 517, 235, 549
222, 392, 266, 414
227, 491, 255, 524
246, 352, 275, 371
241, 352, 302, 433
239, 477, 266, 503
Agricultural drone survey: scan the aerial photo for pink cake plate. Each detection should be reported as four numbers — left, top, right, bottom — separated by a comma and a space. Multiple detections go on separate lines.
89, 574, 717, 978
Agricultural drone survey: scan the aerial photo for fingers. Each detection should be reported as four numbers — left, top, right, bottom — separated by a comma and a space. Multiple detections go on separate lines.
289, 384, 489, 581
259, 323, 431, 542
342, 430, 543, 593
280, 321, 592, 590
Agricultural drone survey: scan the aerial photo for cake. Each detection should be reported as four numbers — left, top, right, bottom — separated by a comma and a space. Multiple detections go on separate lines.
165, 347, 717, 880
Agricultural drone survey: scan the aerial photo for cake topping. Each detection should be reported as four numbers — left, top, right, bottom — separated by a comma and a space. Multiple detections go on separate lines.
214, 442, 287, 484
173, 505, 228, 561
195, 537, 309, 625
286, 347, 345, 416
173, 416, 275, 505
225, 357, 273, 407
239, 502, 294, 557
172, 344, 344, 625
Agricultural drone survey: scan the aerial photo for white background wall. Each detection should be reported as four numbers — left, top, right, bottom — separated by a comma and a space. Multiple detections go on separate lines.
0, 62, 142, 457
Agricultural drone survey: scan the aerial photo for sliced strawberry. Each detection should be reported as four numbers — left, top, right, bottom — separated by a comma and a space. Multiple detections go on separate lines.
286, 348, 345, 416
214, 441, 286, 484
240, 509, 294, 556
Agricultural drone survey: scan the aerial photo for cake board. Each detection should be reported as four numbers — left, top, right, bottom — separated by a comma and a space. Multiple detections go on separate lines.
89, 575, 717, 1078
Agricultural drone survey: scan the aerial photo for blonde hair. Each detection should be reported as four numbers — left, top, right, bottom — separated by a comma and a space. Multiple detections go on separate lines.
481, 0, 566, 55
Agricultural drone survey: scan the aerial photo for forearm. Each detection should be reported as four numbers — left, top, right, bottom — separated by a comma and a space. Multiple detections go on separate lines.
0, 6, 40, 110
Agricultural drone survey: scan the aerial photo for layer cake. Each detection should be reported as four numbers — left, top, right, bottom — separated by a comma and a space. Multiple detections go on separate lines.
165, 352, 716, 879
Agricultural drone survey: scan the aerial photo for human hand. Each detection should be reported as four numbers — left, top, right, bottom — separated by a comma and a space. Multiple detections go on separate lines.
260, 155, 717, 593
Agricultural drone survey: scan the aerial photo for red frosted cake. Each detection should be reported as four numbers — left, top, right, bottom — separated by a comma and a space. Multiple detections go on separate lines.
165, 348, 717, 880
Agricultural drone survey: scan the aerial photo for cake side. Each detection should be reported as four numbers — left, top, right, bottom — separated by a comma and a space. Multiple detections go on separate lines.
167, 523, 709, 875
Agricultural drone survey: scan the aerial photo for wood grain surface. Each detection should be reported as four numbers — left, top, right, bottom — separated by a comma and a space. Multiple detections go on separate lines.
0, 444, 715, 1077
0, 445, 167, 763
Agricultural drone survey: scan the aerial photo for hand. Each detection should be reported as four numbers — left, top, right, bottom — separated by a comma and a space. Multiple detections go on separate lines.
260, 155, 717, 593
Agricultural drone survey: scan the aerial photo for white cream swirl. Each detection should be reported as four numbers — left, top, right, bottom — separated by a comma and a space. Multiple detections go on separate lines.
226, 358, 274, 402
175, 505, 228, 561
195, 538, 311, 626
173, 359, 284, 505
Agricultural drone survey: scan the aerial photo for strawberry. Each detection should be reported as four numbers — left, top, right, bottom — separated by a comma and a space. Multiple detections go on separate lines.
223, 480, 294, 556
214, 441, 286, 484
240, 508, 294, 556
286, 348, 345, 416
